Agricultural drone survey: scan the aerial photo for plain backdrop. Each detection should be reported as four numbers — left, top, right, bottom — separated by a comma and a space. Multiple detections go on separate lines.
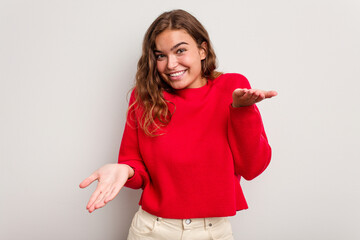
1, 0, 360, 239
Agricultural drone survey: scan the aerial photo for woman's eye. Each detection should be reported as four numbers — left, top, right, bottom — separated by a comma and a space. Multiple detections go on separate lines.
156, 54, 165, 60
176, 48, 186, 54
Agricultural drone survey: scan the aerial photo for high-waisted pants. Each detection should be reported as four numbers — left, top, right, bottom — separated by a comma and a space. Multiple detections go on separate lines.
127, 207, 234, 240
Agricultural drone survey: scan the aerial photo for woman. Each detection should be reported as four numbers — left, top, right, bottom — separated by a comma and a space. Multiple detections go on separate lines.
80, 9, 277, 240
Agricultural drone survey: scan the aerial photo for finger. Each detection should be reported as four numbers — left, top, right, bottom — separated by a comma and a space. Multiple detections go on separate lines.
250, 89, 260, 100
233, 88, 247, 97
90, 185, 120, 212
93, 184, 116, 210
86, 187, 103, 209
242, 90, 254, 101
79, 173, 98, 188
254, 95, 265, 104
94, 191, 109, 210
255, 89, 265, 99
88, 190, 107, 212
264, 90, 278, 98
255, 90, 266, 101
102, 189, 113, 204
105, 184, 123, 203
100, 185, 117, 205
91, 179, 118, 210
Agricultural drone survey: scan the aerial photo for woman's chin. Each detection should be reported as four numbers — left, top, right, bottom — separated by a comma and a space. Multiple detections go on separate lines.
168, 78, 187, 90
169, 81, 188, 90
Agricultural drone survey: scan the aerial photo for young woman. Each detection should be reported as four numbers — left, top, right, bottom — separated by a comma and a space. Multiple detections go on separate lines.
80, 9, 277, 240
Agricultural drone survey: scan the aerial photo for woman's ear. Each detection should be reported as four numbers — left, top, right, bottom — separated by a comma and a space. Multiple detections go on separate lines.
199, 41, 207, 60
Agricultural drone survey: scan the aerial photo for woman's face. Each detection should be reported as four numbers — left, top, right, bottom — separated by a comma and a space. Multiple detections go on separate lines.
154, 29, 207, 90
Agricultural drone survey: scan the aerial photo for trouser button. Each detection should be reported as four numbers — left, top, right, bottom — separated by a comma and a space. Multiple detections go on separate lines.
185, 219, 191, 225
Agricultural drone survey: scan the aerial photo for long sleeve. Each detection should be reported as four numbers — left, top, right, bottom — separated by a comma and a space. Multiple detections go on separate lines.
115, 73, 272, 218
226, 74, 272, 181
118, 90, 149, 189
227, 103, 272, 180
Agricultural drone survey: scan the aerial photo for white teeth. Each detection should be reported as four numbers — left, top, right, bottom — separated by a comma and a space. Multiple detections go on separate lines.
169, 71, 185, 77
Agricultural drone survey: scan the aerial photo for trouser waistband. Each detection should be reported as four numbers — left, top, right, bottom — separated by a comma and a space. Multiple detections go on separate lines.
138, 206, 227, 230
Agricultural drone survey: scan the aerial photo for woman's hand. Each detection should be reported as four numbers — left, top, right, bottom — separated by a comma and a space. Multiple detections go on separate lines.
232, 88, 277, 107
79, 163, 134, 213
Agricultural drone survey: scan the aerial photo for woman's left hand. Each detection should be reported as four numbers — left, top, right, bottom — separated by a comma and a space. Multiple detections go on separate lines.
232, 88, 277, 107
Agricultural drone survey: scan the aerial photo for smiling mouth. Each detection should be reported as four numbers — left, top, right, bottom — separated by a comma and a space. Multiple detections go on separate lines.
168, 70, 186, 78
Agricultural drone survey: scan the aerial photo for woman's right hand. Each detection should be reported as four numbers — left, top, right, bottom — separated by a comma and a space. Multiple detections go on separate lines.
79, 163, 134, 213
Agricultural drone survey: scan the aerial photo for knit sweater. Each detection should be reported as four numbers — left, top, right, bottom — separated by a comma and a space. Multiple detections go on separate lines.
118, 73, 271, 219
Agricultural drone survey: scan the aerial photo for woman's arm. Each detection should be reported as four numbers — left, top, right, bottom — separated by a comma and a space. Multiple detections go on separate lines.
117, 89, 149, 189
79, 89, 149, 213
229, 80, 277, 180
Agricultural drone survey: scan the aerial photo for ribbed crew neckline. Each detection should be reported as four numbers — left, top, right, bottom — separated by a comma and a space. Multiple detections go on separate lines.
162, 74, 225, 100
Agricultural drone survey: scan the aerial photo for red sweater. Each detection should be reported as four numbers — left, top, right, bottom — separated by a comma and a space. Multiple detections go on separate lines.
118, 73, 271, 219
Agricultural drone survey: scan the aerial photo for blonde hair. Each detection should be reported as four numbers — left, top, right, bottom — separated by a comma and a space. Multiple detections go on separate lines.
130, 9, 221, 136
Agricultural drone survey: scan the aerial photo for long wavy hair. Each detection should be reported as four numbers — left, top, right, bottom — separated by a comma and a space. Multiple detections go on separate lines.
130, 9, 221, 136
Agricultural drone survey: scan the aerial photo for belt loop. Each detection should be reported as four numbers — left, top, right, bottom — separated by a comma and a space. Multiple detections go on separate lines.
205, 217, 213, 229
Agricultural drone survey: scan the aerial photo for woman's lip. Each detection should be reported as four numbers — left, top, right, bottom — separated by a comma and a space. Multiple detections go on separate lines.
167, 70, 186, 80
167, 70, 186, 76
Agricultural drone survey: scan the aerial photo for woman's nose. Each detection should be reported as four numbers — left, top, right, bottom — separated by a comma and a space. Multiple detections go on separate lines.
167, 55, 178, 69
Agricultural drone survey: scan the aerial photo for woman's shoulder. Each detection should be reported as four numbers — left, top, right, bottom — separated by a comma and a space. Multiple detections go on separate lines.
213, 72, 251, 89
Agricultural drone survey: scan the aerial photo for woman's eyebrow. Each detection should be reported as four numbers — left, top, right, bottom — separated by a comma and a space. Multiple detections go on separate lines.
154, 42, 189, 53
170, 42, 188, 51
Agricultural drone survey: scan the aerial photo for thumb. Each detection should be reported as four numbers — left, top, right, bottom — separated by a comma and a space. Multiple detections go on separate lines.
79, 173, 98, 188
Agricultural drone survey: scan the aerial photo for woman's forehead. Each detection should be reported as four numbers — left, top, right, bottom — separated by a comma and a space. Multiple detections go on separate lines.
154, 29, 196, 51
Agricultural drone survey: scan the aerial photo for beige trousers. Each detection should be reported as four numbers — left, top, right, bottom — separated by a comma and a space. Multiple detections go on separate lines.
127, 207, 234, 240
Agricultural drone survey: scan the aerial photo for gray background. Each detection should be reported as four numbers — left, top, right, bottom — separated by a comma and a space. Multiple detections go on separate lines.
1, 0, 359, 239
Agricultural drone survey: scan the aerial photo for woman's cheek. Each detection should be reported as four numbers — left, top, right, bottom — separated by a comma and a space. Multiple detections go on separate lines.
156, 61, 165, 73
